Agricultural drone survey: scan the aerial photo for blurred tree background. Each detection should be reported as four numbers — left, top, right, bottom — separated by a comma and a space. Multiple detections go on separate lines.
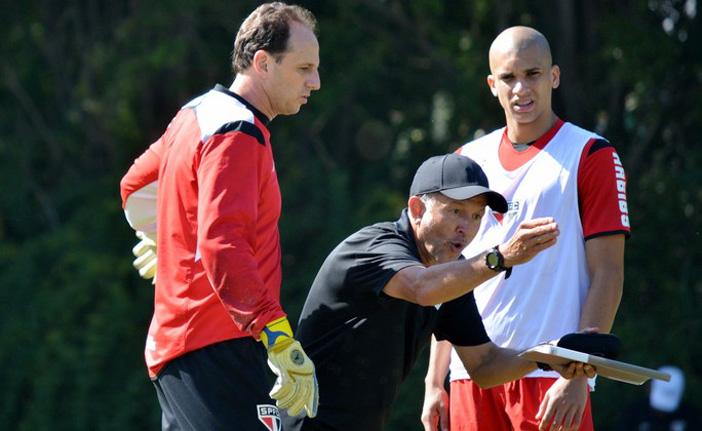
1, 0, 700, 429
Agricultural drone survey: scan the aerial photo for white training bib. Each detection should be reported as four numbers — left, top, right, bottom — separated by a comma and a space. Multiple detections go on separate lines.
451, 123, 603, 380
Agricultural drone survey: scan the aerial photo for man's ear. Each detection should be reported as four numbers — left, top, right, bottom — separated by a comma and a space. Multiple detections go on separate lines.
551, 65, 561, 90
487, 75, 498, 97
252, 50, 269, 74
408, 196, 426, 223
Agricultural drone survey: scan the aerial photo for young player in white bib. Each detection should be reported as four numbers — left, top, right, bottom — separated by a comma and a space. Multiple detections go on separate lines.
421, 26, 630, 431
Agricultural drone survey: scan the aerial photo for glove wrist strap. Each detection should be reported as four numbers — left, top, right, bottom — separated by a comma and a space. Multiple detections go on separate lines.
261, 316, 293, 350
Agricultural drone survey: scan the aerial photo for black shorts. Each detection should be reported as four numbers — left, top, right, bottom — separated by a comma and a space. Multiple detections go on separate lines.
281, 412, 332, 431
152, 337, 280, 431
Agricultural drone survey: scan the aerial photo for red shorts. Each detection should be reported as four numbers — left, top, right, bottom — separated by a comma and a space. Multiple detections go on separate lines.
449, 378, 594, 431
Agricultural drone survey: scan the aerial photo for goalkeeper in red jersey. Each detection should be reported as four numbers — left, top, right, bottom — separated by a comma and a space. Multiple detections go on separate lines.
120, 3, 320, 429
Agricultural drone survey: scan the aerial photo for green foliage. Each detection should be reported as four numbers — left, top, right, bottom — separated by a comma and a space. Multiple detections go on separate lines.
1, 0, 700, 429
0, 185, 157, 430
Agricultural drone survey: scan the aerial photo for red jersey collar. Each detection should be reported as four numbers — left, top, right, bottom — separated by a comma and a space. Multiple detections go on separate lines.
499, 118, 565, 171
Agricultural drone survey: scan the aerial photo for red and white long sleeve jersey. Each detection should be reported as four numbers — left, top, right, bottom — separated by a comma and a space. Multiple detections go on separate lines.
120, 85, 285, 378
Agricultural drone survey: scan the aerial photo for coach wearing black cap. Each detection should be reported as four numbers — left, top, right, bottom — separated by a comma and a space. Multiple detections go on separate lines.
282, 154, 592, 431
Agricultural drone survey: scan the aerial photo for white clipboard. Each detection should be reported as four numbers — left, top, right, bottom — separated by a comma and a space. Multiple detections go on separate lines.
519, 344, 671, 385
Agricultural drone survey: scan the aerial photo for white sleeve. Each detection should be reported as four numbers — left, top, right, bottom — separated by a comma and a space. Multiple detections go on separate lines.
124, 181, 158, 237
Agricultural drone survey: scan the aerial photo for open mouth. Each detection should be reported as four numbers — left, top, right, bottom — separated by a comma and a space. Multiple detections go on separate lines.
513, 100, 534, 112
450, 241, 465, 252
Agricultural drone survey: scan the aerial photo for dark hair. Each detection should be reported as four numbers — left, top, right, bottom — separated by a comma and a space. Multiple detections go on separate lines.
231, 2, 317, 74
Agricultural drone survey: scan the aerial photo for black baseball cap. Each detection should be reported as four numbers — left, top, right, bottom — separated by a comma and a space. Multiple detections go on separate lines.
409, 153, 508, 213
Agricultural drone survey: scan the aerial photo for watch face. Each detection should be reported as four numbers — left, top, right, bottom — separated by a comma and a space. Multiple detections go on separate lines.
486, 252, 499, 268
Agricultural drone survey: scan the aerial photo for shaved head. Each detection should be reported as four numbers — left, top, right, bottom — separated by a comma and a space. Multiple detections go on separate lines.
485, 26, 560, 143
489, 26, 552, 72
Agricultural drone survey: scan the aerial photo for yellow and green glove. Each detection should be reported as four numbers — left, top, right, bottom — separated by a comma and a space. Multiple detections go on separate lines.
261, 316, 318, 418
132, 231, 157, 282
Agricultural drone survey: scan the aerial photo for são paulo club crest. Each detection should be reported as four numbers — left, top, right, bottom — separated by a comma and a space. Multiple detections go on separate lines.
257, 404, 281, 431
493, 200, 520, 224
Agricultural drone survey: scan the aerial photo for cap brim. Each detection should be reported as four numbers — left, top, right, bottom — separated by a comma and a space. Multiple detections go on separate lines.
440, 186, 508, 213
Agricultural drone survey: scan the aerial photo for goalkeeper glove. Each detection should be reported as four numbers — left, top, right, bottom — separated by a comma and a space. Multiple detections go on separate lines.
261, 316, 318, 418
132, 231, 157, 281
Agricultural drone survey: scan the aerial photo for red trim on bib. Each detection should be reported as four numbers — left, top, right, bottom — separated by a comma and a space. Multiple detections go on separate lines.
499, 119, 565, 171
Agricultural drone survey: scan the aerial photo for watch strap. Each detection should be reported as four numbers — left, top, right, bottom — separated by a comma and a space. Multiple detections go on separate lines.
486, 246, 512, 279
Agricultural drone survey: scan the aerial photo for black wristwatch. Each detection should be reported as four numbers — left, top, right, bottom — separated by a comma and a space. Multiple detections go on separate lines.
485, 246, 512, 279
536, 361, 553, 371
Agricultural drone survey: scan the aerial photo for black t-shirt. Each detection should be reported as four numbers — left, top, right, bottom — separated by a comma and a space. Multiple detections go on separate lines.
283, 209, 489, 431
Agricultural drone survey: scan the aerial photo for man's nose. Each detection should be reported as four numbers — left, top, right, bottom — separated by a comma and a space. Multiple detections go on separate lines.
513, 79, 527, 95
308, 70, 321, 91
456, 221, 467, 235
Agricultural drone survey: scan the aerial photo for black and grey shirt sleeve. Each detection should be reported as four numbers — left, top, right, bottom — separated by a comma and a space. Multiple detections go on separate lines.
433, 292, 490, 346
